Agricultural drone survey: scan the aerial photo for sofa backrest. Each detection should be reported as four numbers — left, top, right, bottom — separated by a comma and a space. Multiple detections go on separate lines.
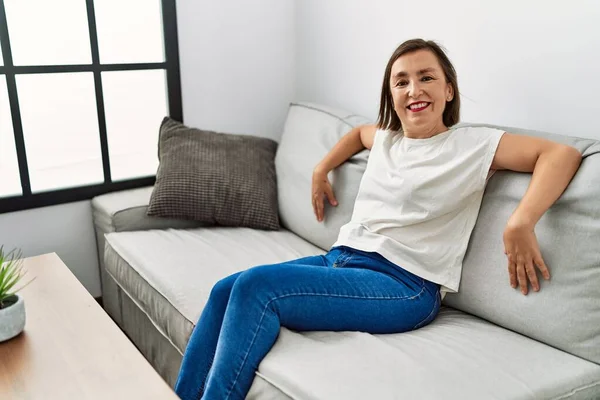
443, 122, 600, 365
277, 103, 600, 364
275, 102, 371, 250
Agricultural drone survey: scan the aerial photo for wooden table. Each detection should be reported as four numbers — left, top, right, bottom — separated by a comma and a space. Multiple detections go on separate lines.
0, 253, 179, 399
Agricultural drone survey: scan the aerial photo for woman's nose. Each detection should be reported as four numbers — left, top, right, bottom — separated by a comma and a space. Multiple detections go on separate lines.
407, 80, 423, 98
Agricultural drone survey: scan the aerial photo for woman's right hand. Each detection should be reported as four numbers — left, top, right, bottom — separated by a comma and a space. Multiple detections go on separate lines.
312, 167, 338, 222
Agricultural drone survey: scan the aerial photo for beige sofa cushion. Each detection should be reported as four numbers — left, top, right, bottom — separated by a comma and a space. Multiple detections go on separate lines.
257, 308, 600, 399
104, 226, 325, 354
275, 102, 371, 250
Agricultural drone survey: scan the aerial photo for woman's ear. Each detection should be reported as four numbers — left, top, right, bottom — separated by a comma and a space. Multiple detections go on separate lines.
446, 83, 454, 102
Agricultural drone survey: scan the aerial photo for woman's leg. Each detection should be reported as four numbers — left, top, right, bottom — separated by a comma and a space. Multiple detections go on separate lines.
201, 247, 440, 400
174, 271, 242, 400
174, 254, 329, 400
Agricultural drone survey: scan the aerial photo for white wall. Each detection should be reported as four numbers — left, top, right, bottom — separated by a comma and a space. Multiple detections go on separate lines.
0, 201, 102, 297
12, 0, 598, 299
0, 0, 295, 297
295, 0, 600, 140
177, 0, 295, 141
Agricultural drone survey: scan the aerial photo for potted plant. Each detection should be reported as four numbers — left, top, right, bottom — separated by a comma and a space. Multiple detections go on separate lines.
0, 246, 33, 342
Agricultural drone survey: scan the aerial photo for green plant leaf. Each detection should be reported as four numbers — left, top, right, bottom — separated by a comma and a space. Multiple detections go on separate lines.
1, 279, 35, 304
0, 261, 12, 283
0, 272, 8, 292
0, 263, 20, 289
4, 264, 23, 283
0, 268, 13, 295
3, 272, 22, 292
4, 276, 35, 297
0, 246, 25, 302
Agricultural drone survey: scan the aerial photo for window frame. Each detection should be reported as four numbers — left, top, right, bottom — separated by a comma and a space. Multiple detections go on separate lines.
0, 0, 182, 213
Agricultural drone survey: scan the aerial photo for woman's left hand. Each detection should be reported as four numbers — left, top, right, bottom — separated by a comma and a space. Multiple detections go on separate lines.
503, 215, 551, 295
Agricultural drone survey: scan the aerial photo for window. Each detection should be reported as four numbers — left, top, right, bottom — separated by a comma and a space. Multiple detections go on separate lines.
0, 76, 21, 197
0, 0, 182, 213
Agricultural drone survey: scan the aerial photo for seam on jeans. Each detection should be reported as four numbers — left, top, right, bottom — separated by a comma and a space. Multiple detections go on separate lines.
196, 348, 217, 400
412, 291, 440, 330
319, 254, 328, 268
223, 287, 426, 399
272, 289, 427, 301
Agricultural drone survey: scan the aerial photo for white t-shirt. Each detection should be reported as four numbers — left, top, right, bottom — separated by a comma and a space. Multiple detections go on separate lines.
333, 126, 505, 294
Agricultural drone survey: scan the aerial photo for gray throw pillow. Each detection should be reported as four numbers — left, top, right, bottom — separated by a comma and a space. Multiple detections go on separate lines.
147, 117, 280, 230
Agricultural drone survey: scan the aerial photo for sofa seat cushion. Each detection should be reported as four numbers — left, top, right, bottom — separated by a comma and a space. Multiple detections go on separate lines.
103, 227, 325, 354
256, 308, 600, 400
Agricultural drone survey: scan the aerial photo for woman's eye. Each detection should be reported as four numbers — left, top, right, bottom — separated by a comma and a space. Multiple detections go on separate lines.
396, 81, 408, 87
422, 76, 433, 82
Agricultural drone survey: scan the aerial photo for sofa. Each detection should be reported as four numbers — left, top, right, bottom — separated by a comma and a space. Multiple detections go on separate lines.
91, 102, 600, 399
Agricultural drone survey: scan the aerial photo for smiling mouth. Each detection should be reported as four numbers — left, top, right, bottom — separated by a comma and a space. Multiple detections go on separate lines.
407, 102, 430, 112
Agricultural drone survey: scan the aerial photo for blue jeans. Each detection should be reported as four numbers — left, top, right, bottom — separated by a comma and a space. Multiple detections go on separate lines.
174, 245, 441, 400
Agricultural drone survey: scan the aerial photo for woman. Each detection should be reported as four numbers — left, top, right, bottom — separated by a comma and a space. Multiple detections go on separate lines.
174, 38, 581, 400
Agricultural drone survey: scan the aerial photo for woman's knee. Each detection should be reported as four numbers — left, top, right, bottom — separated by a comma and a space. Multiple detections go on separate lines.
230, 266, 280, 302
210, 272, 242, 304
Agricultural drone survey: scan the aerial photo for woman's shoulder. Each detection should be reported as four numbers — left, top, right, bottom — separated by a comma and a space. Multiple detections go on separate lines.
374, 126, 402, 139
452, 124, 505, 135
363, 125, 401, 149
450, 125, 506, 143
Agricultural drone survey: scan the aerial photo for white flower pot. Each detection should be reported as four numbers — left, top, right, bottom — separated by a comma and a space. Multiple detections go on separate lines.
0, 294, 26, 342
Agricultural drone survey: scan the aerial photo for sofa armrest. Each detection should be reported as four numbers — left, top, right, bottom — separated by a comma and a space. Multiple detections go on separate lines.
91, 186, 205, 313
91, 186, 205, 234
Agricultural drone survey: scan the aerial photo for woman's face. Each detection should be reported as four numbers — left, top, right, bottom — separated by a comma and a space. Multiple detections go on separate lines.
390, 50, 453, 134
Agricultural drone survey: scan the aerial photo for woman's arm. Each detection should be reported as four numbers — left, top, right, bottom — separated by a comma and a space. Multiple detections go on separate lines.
312, 124, 377, 222
314, 124, 377, 175
491, 133, 582, 294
